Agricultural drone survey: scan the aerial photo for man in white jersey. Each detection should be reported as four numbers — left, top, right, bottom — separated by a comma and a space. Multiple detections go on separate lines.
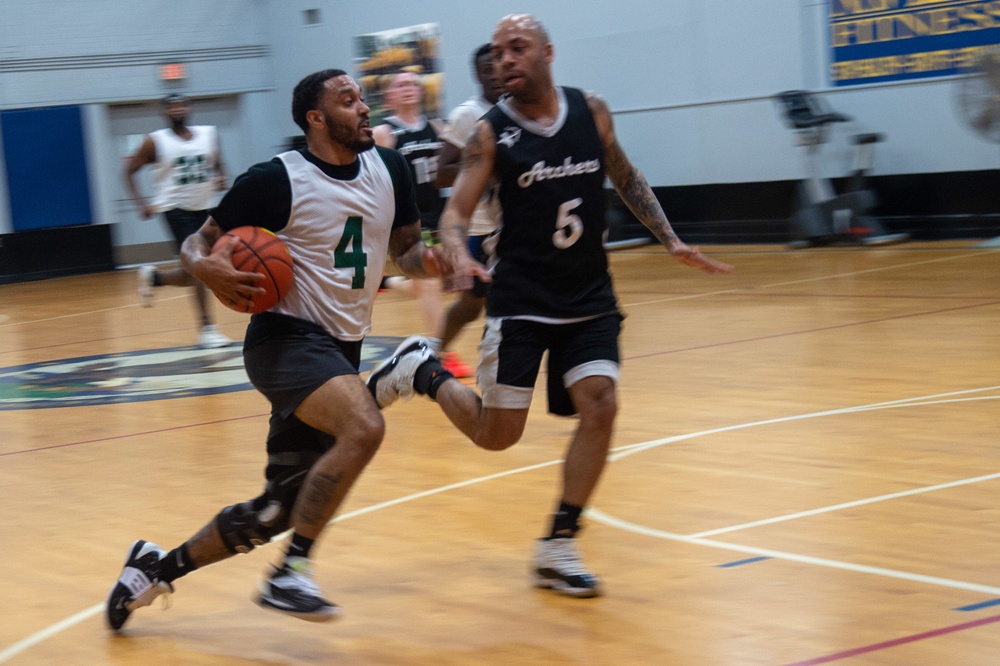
433, 43, 505, 378
105, 69, 450, 630
124, 94, 231, 348
367, 15, 732, 599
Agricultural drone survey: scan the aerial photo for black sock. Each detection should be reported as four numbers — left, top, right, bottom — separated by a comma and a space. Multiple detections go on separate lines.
151, 271, 162, 287
414, 359, 453, 399
547, 501, 584, 539
285, 532, 315, 562
159, 543, 197, 583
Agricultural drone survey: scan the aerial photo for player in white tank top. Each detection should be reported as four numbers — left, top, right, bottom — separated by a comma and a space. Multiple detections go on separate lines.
105, 71, 457, 629
123, 94, 230, 349
270, 148, 396, 340
148, 124, 220, 213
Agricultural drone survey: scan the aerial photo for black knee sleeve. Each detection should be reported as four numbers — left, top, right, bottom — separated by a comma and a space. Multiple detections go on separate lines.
215, 465, 311, 554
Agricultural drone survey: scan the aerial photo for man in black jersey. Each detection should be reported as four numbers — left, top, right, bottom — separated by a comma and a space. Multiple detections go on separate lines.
368, 15, 732, 599
372, 71, 455, 368
105, 69, 450, 630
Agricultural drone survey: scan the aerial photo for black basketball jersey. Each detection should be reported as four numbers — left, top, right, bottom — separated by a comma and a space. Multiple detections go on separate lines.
483, 86, 617, 319
384, 116, 443, 225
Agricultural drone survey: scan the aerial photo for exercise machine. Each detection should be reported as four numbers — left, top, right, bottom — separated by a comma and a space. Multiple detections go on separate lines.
775, 90, 908, 248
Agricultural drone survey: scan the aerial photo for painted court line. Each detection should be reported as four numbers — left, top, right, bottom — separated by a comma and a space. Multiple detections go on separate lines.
715, 556, 770, 568
586, 508, 1000, 597
784, 613, 1000, 665
624, 249, 994, 308
954, 598, 1000, 612
2, 387, 996, 662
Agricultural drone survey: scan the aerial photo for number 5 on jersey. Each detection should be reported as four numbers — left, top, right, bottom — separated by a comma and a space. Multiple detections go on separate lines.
553, 198, 584, 249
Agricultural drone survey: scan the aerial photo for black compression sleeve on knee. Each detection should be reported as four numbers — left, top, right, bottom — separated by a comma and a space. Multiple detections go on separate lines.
414, 359, 453, 399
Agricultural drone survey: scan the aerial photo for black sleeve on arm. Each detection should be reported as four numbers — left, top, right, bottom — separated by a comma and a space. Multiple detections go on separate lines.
375, 146, 422, 230
211, 158, 292, 233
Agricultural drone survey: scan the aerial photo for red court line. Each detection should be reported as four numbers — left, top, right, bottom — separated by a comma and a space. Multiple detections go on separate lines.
0, 412, 266, 457
630, 299, 1000, 361
786, 612, 1000, 665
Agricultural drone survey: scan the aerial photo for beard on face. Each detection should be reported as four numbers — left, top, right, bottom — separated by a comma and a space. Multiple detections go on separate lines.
324, 111, 375, 153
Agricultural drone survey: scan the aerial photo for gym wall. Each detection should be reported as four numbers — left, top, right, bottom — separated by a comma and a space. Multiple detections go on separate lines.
0, 0, 996, 272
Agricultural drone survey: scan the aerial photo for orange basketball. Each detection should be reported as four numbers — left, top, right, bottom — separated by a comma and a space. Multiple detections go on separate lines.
211, 226, 294, 314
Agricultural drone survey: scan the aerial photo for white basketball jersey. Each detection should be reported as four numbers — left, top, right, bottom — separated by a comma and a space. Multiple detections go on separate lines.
271, 149, 396, 341
149, 126, 218, 212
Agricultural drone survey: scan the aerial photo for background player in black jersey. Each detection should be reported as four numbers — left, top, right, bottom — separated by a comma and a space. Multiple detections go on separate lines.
367, 14, 732, 599
373, 71, 475, 377
105, 68, 451, 630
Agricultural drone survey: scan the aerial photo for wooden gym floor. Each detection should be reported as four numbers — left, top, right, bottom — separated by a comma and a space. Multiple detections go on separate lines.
1, 241, 998, 665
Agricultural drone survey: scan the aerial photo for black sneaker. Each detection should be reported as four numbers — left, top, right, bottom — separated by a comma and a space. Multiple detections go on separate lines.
365, 335, 435, 408
253, 557, 340, 622
533, 537, 603, 598
106, 540, 174, 631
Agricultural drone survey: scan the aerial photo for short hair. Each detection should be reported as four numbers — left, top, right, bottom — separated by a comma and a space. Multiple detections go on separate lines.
162, 94, 189, 105
472, 43, 492, 69
291, 68, 347, 133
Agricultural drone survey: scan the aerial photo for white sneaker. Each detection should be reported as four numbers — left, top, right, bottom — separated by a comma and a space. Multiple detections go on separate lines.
197, 325, 232, 349
253, 557, 340, 622
365, 335, 435, 408
137, 265, 155, 307
533, 538, 603, 598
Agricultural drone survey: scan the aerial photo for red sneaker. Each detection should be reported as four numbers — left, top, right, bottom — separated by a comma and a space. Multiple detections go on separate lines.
440, 351, 473, 379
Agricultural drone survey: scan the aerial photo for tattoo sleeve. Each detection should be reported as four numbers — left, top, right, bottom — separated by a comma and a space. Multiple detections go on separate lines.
462, 126, 487, 171
389, 223, 432, 278
604, 139, 679, 247
587, 91, 680, 248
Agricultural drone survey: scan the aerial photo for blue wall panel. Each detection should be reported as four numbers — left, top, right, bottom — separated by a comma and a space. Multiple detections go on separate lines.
0, 105, 93, 231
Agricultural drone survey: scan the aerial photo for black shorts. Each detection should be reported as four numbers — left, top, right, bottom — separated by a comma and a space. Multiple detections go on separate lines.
478, 312, 623, 416
243, 312, 363, 457
162, 208, 209, 251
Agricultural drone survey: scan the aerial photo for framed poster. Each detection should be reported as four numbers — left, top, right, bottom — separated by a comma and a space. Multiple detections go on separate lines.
353, 22, 443, 124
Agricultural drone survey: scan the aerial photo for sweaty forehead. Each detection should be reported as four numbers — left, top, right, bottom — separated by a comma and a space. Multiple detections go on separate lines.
493, 16, 543, 46
326, 75, 360, 96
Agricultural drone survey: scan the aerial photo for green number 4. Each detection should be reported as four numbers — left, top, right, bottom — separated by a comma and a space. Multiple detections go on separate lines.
334, 216, 368, 289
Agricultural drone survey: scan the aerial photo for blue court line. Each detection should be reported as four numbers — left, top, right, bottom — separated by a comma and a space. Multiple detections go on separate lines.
716, 556, 771, 568
955, 598, 1000, 612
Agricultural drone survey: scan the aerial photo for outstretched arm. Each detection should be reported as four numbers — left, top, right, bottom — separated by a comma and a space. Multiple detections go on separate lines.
587, 92, 732, 275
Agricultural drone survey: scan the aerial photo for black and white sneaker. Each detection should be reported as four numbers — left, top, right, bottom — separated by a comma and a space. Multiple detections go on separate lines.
533, 538, 603, 598
365, 335, 435, 408
254, 557, 340, 622
106, 540, 174, 631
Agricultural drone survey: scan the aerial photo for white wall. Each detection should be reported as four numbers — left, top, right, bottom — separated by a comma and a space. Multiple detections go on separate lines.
0, 0, 995, 237
260, 0, 996, 187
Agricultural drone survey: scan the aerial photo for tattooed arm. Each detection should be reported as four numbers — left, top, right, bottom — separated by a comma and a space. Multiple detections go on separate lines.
437, 120, 497, 284
388, 220, 448, 279
587, 92, 732, 274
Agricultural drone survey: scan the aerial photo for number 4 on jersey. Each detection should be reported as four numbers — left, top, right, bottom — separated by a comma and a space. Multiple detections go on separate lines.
334, 216, 368, 288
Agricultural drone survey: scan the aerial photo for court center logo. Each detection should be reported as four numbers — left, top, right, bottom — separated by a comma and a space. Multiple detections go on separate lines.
0, 337, 401, 410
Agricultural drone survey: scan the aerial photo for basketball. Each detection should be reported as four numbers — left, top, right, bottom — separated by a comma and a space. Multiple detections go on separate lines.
211, 226, 294, 314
